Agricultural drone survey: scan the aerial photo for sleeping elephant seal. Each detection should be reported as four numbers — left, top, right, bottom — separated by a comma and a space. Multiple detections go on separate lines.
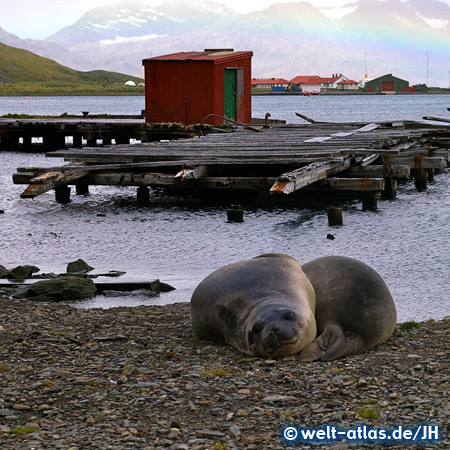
190, 253, 316, 358
299, 256, 397, 361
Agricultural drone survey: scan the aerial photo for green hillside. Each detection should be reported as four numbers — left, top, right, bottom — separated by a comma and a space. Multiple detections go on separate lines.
0, 42, 143, 95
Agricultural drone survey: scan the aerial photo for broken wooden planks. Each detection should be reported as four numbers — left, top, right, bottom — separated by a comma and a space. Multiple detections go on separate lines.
20, 168, 90, 199
11, 119, 450, 208
271, 159, 351, 194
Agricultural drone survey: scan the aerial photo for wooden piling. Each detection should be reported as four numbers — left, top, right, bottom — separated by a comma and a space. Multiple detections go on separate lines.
362, 191, 378, 211
76, 180, 90, 195
381, 177, 398, 199
73, 133, 83, 149
427, 169, 434, 182
227, 204, 244, 222
55, 185, 71, 204
414, 168, 428, 191
22, 135, 32, 151
258, 189, 273, 209
137, 186, 150, 207
86, 133, 97, 147
326, 207, 343, 226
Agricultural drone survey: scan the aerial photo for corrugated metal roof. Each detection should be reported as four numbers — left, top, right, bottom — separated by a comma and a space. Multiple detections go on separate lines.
143, 49, 253, 64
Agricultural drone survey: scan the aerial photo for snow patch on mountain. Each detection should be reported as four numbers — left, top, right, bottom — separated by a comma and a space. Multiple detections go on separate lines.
319, 4, 358, 21
99, 34, 168, 45
416, 13, 448, 29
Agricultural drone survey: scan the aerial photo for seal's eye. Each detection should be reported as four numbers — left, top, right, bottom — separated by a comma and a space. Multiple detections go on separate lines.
284, 311, 295, 321
251, 324, 263, 335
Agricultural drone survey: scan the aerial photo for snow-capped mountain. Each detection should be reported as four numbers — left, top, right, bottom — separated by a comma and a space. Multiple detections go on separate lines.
1, 0, 450, 86
46, 0, 241, 46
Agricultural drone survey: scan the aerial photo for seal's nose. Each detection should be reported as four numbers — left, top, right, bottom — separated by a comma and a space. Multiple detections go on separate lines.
270, 326, 282, 337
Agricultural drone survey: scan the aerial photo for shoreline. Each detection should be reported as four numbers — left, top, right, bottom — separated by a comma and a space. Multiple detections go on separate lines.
0, 297, 448, 449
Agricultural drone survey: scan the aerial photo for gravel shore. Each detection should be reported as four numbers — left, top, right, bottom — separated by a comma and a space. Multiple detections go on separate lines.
0, 298, 448, 449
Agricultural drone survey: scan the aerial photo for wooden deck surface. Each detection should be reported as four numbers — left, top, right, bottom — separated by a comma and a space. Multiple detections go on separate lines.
11, 119, 450, 207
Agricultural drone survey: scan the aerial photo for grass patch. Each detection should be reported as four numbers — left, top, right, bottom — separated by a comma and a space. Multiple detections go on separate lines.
358, 406, 380, 419
213, 444, 228, 450
201, 366, 230, 378
56, 329, 73, 336
399, 321, 422, 330
10, 426, 39, 435
234, 355, 258, 363
0, 82, 145, 96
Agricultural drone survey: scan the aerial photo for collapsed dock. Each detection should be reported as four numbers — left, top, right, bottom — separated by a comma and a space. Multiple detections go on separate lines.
11, 117, 450, 210
0, 117, 208, 151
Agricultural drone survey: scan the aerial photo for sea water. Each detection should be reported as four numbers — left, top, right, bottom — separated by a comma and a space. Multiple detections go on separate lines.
1, 94, 449, 321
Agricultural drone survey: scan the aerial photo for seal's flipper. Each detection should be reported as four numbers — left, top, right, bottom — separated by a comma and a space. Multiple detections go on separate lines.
296, 340, 325, 361
316, 323, 346, 361
297, 323, 347, 361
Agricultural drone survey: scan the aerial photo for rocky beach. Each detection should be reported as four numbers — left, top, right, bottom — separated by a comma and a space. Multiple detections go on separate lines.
0, 298, 448, 449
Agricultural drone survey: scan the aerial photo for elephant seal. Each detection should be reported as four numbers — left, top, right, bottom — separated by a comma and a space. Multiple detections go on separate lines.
190, 253, 316, 358
299, 256, 397, 361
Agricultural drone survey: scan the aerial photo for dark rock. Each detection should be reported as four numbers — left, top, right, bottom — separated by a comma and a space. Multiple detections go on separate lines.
32, 272, 59, 279
67, 259, 94, 274
95, 270, 126, 278
159, 281, 176, 292
13, 276, 97, 302
7, 265, 40, 280
0, 264, 9, 278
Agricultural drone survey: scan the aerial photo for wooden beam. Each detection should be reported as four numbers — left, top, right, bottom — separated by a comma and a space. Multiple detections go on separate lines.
423, 116, 450, 124
270, 159, 351, 195
384, 156, 446, 170
306, 177, 385, 191
20, 169, 89, 199
89, 173, 276, 191
360, 154, 380, 166
174, 166, 210, 181
344, 165, 410, 179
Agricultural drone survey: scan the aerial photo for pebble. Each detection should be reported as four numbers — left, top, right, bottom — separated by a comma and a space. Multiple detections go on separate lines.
0, 298, 448, 449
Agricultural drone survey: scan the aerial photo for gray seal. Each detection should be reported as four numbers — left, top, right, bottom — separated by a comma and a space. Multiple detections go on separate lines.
299, 256, 397, 361
190, 253, 317, 358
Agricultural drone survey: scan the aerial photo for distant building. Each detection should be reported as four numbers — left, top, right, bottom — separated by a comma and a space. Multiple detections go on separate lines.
142, 49, 253, 125
412, 84, 428, 93
124, 80, 137, 86
251, 78, 290, 92
301, 78, 323, 94
289, 75, 319, 91
363, 74, 409, 93
289, 74, 351, 92
337, 79, 359, 91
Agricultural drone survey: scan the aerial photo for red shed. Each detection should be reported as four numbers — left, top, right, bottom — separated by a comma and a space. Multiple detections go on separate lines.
142, 49, 253, 125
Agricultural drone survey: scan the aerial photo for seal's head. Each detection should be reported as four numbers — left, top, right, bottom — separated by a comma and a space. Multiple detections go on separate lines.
247, 305, 316, 358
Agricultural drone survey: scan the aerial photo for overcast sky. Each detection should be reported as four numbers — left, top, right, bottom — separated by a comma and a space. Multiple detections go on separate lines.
0, 0, 419, 40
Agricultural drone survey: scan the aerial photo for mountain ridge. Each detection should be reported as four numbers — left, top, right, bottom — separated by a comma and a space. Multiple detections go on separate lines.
1, 0, 449, 86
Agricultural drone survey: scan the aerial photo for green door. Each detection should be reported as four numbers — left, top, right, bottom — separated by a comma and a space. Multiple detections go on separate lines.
224, 69, 237, 122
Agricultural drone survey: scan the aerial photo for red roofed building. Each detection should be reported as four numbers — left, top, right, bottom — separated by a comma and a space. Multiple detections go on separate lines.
290, 74, 352, 93
337, 79, 359, 91
142, 49, 253, 125
252, 78, 290, 92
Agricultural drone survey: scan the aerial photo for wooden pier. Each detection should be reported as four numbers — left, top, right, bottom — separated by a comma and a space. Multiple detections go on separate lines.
0, 118, 209, 151
12, 117, 450, 210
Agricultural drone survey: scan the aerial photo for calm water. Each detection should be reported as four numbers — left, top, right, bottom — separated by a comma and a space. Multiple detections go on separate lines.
1, 95, 449, 321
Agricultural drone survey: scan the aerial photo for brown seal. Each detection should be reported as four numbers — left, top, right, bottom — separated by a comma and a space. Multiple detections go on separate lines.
190, 253, 316, 358
299, 256, 397, 361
